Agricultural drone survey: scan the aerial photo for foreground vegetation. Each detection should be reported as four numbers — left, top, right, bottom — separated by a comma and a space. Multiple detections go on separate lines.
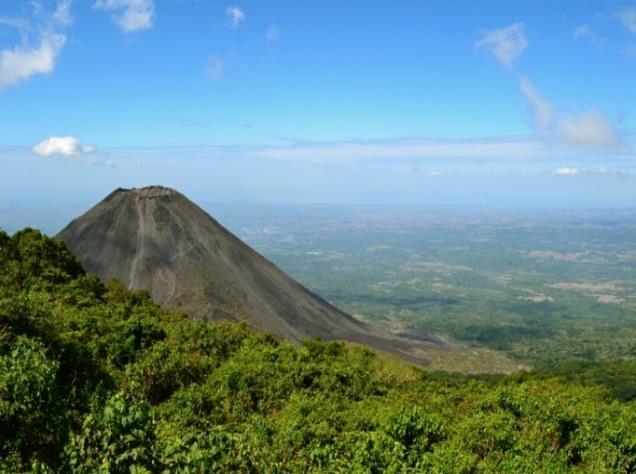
1, 229, 635, 473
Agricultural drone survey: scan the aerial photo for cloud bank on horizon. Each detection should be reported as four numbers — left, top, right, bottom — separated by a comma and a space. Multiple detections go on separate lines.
0, 1, 635, 208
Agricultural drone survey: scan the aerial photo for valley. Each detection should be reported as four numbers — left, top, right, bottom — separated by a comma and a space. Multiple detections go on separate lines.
211, 204, 636, 367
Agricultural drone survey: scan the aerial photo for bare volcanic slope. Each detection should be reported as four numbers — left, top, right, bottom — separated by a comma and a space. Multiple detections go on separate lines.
57, 186, 512, 369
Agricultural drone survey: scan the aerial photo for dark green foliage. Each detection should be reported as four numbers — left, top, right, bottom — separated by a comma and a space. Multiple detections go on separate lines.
0, 337, 60, 468
66, 390, 156, 473
530, 360, 636, 401
1, 228, 635, 472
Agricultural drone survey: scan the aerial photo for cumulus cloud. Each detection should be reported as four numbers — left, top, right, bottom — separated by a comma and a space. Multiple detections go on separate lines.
556, 110, 621, 150
476, 22, 527, 67
94, 0, 155, 33
0, 1, 72, 90
265, 24, 280, 42
520, 76, 551, 130
618, 7, 636, 33
520, 78, 622, 151
206, 55, 225, 80
0, 34, 66, 89
573, 24, 606, 47
33, 136, 95, 157
226, 6, 245, 27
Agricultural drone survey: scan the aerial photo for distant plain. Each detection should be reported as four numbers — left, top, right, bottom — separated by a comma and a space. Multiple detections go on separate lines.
210, 204, 636, 367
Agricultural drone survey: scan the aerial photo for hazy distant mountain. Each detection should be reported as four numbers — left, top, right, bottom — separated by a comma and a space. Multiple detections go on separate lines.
57, 186, 455, 366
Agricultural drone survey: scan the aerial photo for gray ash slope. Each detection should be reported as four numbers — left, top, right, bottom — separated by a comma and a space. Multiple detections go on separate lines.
58, 186, 451, 365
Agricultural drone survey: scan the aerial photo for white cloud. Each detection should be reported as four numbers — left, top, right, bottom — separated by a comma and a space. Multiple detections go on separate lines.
573, 24, 606, 47
226, 6, 245, 27
206, 55, 225, 80
53, 0, 73, 27
265, 24, 280, 42
476, 22, 527, 67
550, 167, 631, 177
33, 136, 95, 157
520, 78, 622, 151
94, 0, 155, 33
551, 167, 579, 176
0, 34, 66, 89
618, 7, 636, 33
0, 1, 73, 90
520, 76, 552, 130
556, 110, 621, 150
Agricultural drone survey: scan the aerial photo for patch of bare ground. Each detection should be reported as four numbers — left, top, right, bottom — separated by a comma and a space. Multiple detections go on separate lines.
517, 294, 554, 303
550, 281, 623, 293
596, 295, 626, 305
525, 250, 606, 263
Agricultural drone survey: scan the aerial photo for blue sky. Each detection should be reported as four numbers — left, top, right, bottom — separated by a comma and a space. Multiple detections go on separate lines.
1, 0, 635, 210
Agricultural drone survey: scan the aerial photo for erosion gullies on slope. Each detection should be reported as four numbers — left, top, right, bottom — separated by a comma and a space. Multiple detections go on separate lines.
57, 186, 519, 371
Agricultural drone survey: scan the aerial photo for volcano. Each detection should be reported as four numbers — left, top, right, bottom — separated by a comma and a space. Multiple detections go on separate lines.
57, 186, 450, 365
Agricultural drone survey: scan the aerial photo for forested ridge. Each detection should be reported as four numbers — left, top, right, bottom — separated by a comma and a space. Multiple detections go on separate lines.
1, 228, 635, 473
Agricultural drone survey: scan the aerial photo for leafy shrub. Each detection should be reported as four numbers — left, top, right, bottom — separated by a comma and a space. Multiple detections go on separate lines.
66, 390, 156, 473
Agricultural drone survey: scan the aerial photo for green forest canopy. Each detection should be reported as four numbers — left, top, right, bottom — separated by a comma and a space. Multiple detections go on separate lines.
0, 228, 635, 473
